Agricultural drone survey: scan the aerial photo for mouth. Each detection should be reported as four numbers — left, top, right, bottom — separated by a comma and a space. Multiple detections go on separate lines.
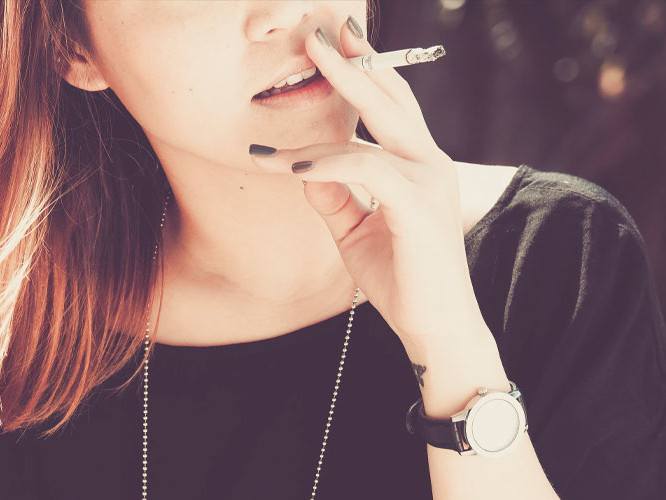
252, 68, 324, 100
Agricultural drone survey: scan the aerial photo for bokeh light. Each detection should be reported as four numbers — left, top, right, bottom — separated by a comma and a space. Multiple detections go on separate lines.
598, 60, 627, 98
554, 58, 580, 83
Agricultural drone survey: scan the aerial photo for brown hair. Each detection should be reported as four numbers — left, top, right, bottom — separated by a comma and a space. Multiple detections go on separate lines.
0, 0, 380, 438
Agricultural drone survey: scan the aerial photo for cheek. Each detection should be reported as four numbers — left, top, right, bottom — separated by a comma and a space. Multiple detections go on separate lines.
100, 36, 252, 161
109, 59, 248, 154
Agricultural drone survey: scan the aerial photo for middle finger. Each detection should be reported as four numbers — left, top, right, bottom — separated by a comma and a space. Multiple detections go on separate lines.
341, 15, 420, 109
308, 26, 425, 158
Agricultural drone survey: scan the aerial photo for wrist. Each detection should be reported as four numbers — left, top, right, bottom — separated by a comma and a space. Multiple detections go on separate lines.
406, 330, 510, 419
406, 379, 528, 457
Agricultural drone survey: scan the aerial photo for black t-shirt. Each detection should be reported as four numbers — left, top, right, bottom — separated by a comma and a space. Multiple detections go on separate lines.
1, 164, 665, 500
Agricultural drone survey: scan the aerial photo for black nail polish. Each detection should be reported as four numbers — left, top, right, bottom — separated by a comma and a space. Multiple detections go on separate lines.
292, 161, 314, 173
249, 144, 277, 156
315, 27, 332, 48
346, 15, 364, 39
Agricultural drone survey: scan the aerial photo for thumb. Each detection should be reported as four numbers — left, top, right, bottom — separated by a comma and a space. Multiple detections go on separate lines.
302, 180, 376, 245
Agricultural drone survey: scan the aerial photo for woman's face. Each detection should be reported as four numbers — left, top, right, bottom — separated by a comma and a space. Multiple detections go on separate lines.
78, 0, 366, 170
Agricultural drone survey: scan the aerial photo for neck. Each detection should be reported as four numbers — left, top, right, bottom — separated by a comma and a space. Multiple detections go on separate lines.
157, 133, 374, 306
155, 135, 500, 306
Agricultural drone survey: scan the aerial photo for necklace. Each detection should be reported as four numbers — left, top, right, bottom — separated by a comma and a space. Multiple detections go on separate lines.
140, 186, 376, 499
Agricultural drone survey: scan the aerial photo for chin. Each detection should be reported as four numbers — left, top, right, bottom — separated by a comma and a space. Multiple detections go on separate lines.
249, 98, 358, 145
274, 118, 359, 150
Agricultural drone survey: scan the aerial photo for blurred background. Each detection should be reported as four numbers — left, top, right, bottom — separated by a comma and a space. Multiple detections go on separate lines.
359, 0, 666, 316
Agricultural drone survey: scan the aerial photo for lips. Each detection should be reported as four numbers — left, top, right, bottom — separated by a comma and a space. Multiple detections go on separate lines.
253, 59, 319, 98
253, 69, 322, 99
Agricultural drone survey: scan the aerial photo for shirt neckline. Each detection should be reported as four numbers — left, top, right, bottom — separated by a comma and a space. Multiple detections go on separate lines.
153, 299, 375, 357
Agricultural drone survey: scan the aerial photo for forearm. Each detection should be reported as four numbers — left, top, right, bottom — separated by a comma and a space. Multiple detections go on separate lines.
402, 319, 560, 500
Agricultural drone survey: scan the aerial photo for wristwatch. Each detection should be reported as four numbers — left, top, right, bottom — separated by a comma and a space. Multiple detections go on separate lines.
405, 380, 528, 457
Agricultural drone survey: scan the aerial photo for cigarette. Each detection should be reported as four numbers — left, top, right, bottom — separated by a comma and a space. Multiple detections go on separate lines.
347, 45, 446, 72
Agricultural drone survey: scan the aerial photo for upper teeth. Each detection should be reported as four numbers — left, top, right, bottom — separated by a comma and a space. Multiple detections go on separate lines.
272, 67, 317, 89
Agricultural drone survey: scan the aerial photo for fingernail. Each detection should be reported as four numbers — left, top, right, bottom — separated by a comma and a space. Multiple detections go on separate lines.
346, 15, 364, 39
315, 27, 332, 48
292, 160, 314, 173
249, 144, 277, 156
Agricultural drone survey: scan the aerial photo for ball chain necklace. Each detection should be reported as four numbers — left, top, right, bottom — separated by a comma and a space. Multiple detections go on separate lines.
140, 186, 379, 499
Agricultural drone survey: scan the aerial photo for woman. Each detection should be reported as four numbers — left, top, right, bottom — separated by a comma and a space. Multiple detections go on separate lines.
0, 1, 664, 499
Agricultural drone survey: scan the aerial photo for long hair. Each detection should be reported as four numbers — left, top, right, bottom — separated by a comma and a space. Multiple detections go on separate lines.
0, 1, 380, 438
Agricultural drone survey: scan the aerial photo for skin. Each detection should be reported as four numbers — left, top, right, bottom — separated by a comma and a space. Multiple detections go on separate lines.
62, 0, 518, 346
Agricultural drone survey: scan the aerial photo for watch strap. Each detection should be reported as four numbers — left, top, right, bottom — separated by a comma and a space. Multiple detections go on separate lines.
405, 398, 467, 452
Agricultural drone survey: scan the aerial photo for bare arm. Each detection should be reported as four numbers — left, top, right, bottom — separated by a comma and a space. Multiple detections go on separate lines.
403, 321, 560, 500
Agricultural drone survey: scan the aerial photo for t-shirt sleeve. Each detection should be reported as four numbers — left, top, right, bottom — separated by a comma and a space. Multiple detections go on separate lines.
490, 184, 666, 500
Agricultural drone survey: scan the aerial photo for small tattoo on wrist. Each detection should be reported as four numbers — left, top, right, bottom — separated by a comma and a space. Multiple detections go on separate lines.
411, 362, 427, 387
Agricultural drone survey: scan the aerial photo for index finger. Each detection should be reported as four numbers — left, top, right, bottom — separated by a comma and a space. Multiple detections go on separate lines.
307, 27, 406, 148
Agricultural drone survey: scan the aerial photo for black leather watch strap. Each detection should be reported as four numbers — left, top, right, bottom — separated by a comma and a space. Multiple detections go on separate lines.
405, 398, 467, 452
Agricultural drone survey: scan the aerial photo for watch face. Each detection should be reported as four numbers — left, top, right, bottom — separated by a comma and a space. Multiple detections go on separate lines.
466, 393, 526, 457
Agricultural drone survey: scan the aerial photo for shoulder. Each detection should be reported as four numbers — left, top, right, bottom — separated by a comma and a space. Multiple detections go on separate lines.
464, 163, 650, 269
511, 165, 643, 241
468, 164, 665, 336
457, 163, 649, 268
484, 165, 666, 362
484, 164, 658, 292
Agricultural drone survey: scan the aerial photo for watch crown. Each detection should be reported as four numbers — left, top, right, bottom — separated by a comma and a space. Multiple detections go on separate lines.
478, 387, 488, 396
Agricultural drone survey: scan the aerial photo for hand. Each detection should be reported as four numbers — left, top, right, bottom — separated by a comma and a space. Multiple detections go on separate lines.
251, 20, 489, 350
